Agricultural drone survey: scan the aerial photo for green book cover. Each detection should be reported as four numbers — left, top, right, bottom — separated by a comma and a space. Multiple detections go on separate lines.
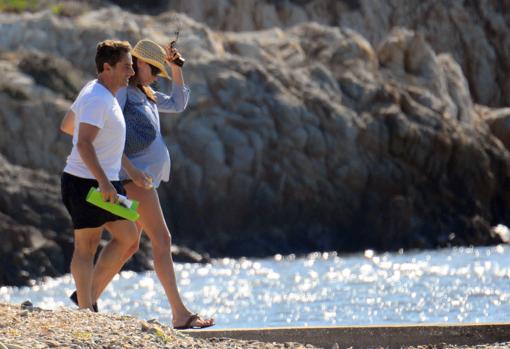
86, 187, 140, 222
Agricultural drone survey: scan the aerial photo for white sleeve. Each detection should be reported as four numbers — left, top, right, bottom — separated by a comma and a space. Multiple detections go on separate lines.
155, 85, 190, 113
70, 99, 78, 113
78, 97, 107, 129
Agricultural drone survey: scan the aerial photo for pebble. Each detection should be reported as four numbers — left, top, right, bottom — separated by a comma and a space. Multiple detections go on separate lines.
20, 301, 32, 309
0, 302, 316, 348
1, 302, 509, 348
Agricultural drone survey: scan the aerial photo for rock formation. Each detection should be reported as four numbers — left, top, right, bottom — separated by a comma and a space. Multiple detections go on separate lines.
0, 4, 509, 284
159, 0, 510, 109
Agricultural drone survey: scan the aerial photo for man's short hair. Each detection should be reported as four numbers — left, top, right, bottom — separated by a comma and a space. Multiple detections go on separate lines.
95, 40, 132, 73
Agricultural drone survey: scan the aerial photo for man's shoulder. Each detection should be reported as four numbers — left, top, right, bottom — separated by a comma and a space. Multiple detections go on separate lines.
77, 82, 114, 106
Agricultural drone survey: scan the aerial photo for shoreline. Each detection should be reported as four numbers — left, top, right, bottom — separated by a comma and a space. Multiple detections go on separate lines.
1, 302, 510, 349
184, 324, 510, 349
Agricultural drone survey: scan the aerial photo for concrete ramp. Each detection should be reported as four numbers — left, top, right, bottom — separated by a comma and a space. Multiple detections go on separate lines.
182, 323, 510, 348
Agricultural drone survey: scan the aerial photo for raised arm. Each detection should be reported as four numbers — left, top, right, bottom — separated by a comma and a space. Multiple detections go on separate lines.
155, 44, 190, 113
164, 44, 185, 87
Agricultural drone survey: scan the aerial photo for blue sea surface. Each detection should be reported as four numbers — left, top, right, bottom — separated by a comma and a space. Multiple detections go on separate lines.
1, 245, 509, 329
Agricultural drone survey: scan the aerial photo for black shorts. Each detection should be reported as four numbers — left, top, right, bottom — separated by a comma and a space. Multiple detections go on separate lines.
61, 172, 127, 230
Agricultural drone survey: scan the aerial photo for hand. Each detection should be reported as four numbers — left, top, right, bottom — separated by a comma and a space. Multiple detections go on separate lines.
98, 180, 118, 204
129, 167, 153, 189
164, 44, 184, 67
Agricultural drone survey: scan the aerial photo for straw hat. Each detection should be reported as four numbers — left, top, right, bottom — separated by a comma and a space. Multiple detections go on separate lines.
131, 39, 170, 80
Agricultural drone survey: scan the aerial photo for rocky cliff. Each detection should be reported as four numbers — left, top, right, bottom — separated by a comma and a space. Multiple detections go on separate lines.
1, 3, 510, 285
159, 0, 510, 108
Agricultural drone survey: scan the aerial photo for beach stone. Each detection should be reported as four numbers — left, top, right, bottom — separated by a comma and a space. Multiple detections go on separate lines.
141, 322, 150, 332
20, 300, 33, 309
45, 340, 60, 347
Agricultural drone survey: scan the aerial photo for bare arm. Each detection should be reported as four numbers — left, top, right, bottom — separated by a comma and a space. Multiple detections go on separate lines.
169, 65, 184, 86
77, 123, 118, 203
152, 45, 188, 113
121, 154, 153, 189
60, 110, 76, 135
164, 44, 184, 87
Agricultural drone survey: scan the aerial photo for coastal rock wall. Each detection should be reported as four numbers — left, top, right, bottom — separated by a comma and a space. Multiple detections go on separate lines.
0, 154, 70, 285
165, 23, 510, 255
160, 0, 510, 108
0, 6, 509, 284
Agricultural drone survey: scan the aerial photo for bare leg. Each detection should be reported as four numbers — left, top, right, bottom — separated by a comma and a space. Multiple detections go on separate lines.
88, 183, 213, 328
90, 227, 140, 302
90, 220, 139, 301
71, 227, 102, 310
124, 183, 213, 328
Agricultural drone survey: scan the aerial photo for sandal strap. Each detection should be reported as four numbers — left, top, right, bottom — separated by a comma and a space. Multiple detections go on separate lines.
174, 314, 199, 330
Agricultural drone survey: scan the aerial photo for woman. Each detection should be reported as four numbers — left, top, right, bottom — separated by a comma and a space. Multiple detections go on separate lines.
61, 39, 214, 330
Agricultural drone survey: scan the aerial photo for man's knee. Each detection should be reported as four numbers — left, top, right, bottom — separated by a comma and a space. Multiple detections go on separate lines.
73, 230, 101, 258
127, 240, 140, 257
124, 224, 140, 246
108, 221, 139, 246
73, 240, 98, 259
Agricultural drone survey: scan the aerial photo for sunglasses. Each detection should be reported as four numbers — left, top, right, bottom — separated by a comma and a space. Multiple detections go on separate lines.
149, 64, 161, 76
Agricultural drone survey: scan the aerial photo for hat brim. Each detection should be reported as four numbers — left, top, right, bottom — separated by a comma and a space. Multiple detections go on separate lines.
132, 52, 171, 80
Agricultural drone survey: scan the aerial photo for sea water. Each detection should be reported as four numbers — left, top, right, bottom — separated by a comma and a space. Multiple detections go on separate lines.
1, 245, 509, 329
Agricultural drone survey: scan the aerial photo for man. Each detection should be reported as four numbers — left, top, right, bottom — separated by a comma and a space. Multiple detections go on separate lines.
61, 40, 138, 311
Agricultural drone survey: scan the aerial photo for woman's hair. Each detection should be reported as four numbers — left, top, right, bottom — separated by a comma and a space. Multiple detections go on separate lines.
95, 40, 131, 73
131, 56, 157, 103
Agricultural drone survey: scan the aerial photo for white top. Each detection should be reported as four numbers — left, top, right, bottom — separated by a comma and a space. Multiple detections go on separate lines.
116, 84, 190, 187
64, 80, 126, 180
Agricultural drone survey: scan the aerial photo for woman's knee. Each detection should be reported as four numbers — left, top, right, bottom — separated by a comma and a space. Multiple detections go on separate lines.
152, 232, 172, 255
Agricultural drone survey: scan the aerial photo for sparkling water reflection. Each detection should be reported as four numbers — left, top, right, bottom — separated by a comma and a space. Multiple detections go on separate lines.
1, 245, 509, 328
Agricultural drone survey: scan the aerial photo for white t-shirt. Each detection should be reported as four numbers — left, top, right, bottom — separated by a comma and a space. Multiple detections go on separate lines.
64, 80, 126, 180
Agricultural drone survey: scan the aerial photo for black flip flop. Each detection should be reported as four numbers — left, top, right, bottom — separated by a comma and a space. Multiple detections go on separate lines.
69, 290, 98, 313
173, 314, 215, 330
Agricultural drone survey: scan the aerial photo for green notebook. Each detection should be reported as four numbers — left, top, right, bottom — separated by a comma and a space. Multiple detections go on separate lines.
86, 187, 140, 222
